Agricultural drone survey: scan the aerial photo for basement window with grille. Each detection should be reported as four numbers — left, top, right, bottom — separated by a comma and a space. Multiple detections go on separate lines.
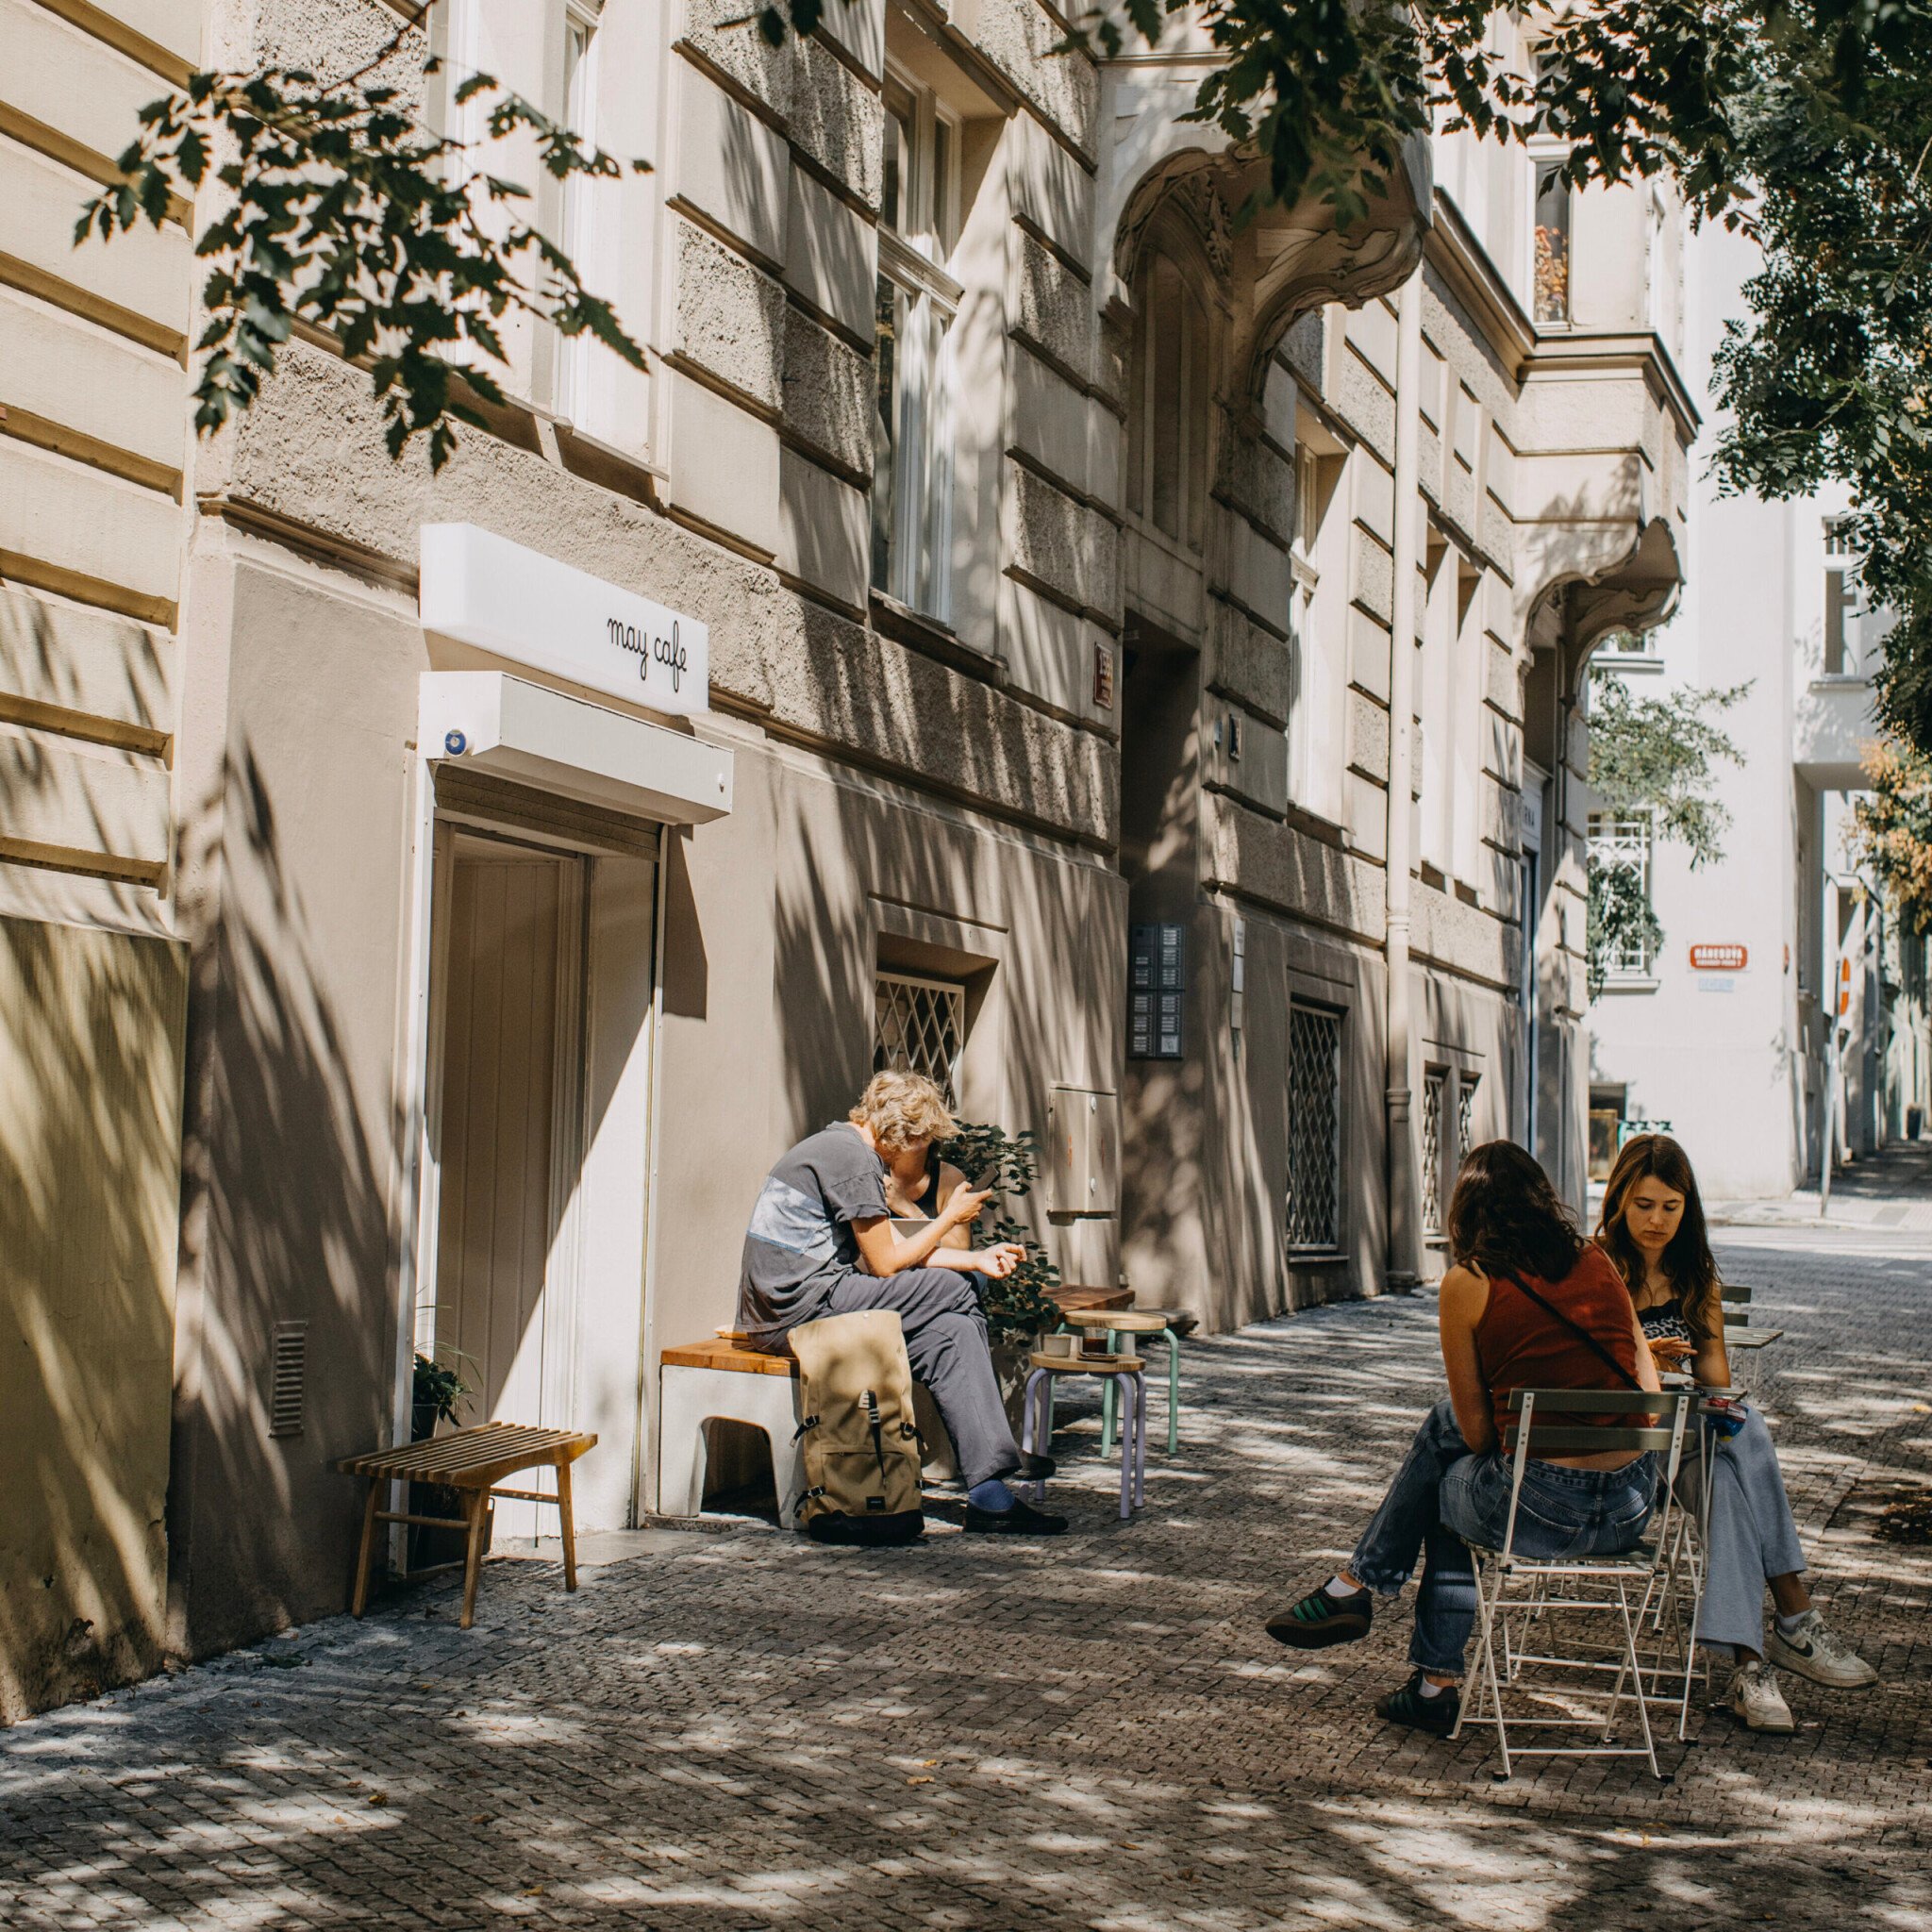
1421, 1067, 1447, 1238
1286, 1003, 1343, 1253
269, 1321, 308, 1439
874, 970, 966, 1107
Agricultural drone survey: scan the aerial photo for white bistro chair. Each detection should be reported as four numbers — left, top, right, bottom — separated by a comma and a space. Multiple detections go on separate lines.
1451, 1386, 1695, 1781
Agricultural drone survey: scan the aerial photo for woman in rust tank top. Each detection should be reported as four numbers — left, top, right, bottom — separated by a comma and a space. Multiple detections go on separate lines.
1265, 1141, 1663, 1737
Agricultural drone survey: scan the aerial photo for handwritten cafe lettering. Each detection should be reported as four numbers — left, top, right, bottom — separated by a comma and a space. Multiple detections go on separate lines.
419, 523, 711, 719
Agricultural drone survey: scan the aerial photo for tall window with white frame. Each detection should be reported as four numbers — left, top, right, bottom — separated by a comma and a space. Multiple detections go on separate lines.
1125, 250, 1212, 552
552, 0, 601, 425
1587, 810, 1657, 978
1533, 158, 1571, 325
873, 72, 960, 619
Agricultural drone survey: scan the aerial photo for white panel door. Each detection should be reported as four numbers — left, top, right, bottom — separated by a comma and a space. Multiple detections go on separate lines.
431, 835, 586, 1539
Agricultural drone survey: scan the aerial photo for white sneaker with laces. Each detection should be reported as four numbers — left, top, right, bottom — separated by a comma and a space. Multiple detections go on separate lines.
1727, 1661, 1796, 1734
1766, 1608, 1878, 1689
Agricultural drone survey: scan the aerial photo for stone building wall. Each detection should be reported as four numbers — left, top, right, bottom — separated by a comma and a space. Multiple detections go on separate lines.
1, 0, 1695, 1696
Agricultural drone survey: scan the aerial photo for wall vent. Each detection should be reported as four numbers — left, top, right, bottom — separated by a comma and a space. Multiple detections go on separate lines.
269, 1322, 308, 1439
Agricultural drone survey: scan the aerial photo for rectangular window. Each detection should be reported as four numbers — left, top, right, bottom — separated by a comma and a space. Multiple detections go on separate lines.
1824, 516, 1863, 675
1126, 251, 1211, 552
1286, 1004, 1343, 1252
872, 70, 960, 620
874, 969, 966, 1106
552, 0, 601, 426
1533, 160, 1571, 325
1457, 1073, 1479, 1161
1421, 1067, 1447, 1237
1588, 810, 1657, 976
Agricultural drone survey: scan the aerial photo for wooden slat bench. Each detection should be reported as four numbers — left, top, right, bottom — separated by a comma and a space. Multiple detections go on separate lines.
339, 1424, 596, 1629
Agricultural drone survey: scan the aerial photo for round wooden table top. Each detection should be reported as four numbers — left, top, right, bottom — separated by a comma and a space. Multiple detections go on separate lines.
1069, 1309, 1175, 1335
1029, 1350, 1144, 1374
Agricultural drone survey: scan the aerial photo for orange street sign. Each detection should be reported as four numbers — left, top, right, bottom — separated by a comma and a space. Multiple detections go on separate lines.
1689, 943, 1747, 971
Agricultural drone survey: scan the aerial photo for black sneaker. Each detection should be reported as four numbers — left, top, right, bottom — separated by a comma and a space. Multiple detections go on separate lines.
1375, 1671, 1460, 1737
964, 1497, 1069, 1536
1265, 1582, 1373, 1649
1014, 1451, 1057, 1481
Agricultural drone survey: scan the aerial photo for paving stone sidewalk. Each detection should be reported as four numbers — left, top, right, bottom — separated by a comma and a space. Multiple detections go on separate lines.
3, 1227, 1929, 1931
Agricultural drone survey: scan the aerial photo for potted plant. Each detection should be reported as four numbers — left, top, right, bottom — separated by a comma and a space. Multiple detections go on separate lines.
938, 1121, 1061, 1424
408, 1350, 474, 1571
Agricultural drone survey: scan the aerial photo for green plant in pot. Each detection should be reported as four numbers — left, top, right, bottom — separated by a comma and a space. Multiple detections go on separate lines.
408, 1349, 474, 1571
936, 1122, 1060, 1345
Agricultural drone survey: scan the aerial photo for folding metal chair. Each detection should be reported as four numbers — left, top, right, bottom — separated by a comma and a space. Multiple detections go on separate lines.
1451, 1387, 1694, 1780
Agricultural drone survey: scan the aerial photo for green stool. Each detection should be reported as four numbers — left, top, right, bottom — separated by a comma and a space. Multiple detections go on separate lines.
1059, 1309, 1183, 1455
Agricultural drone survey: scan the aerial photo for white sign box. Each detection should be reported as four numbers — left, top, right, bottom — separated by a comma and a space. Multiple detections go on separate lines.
419, 523, 709, 718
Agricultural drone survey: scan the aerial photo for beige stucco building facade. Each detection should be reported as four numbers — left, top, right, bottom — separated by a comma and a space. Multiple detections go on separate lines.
3, 0, 1694, 1710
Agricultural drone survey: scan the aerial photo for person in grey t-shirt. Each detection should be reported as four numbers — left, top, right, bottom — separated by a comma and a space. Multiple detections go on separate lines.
738, 1071, 1067, 1534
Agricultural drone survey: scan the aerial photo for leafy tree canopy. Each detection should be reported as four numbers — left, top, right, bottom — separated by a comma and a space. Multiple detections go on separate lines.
1709, 5, 1932, 752
1850, 737, 1932, 933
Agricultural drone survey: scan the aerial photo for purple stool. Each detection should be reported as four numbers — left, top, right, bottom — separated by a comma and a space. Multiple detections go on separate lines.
1020, 1350, 1147, 1520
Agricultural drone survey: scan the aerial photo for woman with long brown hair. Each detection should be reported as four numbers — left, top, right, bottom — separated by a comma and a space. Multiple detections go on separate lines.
1597, 1133, 1876, 1731
1266, 1141, 1664, 1737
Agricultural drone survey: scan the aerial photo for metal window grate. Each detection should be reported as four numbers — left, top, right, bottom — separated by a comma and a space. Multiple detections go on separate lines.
1457, 1074, 1479, 1162
1421, 1068, 1446, 1236
874, 970, 966, 1106
269, 1322, 308, 1439
1286, 1004, 1343, 1252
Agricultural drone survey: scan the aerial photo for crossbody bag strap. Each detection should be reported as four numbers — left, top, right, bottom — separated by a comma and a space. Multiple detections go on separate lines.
1500, 1273, 1643, 1392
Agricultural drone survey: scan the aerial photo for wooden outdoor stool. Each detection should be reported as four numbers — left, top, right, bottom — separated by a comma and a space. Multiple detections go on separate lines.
339, 1423, 596, 1629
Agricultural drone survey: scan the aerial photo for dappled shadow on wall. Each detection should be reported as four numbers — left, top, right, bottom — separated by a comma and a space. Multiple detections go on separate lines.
168, 745, 394, 1658
0, 913, 185, 1721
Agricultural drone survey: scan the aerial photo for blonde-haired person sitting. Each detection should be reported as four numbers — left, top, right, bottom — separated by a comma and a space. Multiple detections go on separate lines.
738, 1071, 1067, 1534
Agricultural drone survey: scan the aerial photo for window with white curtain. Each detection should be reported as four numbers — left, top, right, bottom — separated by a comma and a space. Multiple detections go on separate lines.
872, 70, 960, 619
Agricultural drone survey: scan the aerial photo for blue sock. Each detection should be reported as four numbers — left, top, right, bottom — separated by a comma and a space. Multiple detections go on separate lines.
967, 1478, 1014, 1513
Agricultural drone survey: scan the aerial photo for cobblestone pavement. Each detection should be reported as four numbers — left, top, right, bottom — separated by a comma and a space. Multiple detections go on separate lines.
4, 1228, 1930, 1931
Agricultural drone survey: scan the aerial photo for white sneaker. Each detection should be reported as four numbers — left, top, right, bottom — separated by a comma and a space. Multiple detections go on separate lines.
1726, 1661, 1796, 1734
1766, 1608, 1878, 1689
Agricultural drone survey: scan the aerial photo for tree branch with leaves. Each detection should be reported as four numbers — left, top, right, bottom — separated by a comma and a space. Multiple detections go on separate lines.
1585, 672, 1748, 999
77, 9, 649, 471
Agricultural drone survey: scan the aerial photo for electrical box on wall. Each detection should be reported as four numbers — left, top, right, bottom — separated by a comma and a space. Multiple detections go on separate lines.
1046, 1086, 1120, 1215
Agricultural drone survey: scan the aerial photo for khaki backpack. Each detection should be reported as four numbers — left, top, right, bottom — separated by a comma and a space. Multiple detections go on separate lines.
788, 1308, 925, 1545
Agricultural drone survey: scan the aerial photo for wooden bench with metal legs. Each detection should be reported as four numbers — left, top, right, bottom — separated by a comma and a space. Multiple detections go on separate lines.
339, 1424, 597, 1630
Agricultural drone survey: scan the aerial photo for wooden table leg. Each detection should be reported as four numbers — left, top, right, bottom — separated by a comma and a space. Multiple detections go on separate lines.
459, 1489, 487, 1630
558, 1462, 578, 1592
351, 1476, 381, 1617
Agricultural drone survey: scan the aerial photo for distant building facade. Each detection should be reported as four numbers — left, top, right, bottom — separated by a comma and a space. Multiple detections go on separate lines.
3, 0, 1691, 1713
1587, 221, 1932, 1198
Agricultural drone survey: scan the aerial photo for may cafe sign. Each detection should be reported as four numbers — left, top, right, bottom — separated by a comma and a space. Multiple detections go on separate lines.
419, 524, 710, 718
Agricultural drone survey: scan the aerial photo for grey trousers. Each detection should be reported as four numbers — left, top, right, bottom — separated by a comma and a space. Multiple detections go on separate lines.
1681, 1403, 1807, 1657
821, 1268, 1021, 1491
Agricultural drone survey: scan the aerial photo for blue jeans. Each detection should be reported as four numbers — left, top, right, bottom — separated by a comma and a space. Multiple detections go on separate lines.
1350, 1397, 1659, 1675
1677, 1402, 1807, 1656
